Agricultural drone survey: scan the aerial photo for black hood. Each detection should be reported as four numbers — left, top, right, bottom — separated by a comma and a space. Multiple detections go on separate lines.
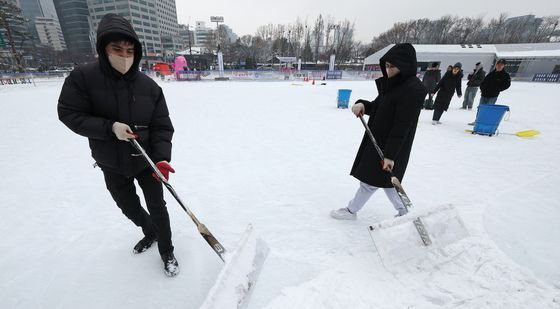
379, 43, 418, 79
96, 13, 143, 78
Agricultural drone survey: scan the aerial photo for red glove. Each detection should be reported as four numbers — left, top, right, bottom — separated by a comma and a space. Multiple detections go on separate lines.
152, 161, 175, 182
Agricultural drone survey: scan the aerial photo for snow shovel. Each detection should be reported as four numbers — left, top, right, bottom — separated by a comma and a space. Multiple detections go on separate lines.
358, 116, 469, 266
129, 139, 268, 308
368, 204, 469, 268
465, 128, 540, 138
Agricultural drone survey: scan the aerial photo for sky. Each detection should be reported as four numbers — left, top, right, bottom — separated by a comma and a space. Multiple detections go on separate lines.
175, 0, 560, 42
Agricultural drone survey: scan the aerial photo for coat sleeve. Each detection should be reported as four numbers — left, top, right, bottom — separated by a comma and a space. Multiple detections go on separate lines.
455, 76, 462, 97
357, 98, 379, 116
433, 78, 442, 94
384, 91, 423, 161
475, 70, 485, 84
499, 73, 511, 92
57, 68, 115, 140
480, 73, 489, 92
149, 86, 174, 163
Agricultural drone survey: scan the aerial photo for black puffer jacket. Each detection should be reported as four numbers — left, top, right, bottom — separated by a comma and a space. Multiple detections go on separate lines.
480, 69, 511, 98
57, 14, 174, 177
350, 43, 426, 188
433, 71, 463, 111
466, 68, 486, 87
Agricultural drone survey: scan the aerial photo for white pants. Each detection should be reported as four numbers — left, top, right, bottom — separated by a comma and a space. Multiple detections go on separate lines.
347, 182, 405, 214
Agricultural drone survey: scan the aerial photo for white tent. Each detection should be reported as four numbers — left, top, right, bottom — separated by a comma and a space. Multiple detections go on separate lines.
363, 43, 560, 77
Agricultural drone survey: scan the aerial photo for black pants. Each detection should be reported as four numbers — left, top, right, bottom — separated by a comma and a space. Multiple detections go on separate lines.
432, 108, 444, 121
102, 168, 173, 256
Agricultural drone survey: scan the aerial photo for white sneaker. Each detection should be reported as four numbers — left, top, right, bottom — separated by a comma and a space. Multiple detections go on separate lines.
330, 208, 357, 220
394, 208, 408, 218
432, 121, 438, 125
437, 121, 442, 124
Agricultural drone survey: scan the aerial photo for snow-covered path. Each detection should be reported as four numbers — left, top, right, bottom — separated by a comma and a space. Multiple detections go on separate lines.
0, 79, 558, 308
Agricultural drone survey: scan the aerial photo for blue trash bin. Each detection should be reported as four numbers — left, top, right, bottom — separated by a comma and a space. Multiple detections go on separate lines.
473, 104, 510, 136
337, 89, 352, 108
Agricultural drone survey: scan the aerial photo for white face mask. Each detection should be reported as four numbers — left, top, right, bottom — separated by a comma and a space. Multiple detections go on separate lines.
108, 53, 134, 74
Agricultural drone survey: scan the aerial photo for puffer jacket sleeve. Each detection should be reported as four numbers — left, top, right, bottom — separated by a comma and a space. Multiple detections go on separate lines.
480, 72, 490, 93
499, 73, 511, 92
149, 86, 174, 163
57, 68, 115, 140
474, 70, 485, 85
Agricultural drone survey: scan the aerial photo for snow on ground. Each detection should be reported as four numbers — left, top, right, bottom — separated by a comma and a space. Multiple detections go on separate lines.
0, 78, 559, 309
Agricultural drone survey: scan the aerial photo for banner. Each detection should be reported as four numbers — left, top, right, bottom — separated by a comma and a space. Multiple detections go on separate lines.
176, 71, 202, 81
326, 71, 342, 80
532, 73, 560, 83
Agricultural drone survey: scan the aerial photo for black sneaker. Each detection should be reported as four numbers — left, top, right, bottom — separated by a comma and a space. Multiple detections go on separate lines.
162, 253, 180, 277
132, 235, 157, 254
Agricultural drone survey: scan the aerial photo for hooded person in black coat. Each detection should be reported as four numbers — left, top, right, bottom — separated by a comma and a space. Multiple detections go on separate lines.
330, 43, 426, 220
431, 62, 463, 124
57, 14, 179, 277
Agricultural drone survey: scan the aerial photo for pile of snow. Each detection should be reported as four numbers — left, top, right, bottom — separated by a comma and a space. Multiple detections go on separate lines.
0, 78, 559, 308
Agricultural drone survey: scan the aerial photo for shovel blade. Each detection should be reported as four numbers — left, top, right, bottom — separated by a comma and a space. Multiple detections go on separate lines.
368, 204, 469, 267
200, 224, 268, 309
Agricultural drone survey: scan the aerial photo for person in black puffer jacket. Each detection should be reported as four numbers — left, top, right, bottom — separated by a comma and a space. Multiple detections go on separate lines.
330, 43, 426, 220
431, 62, 463, 124
479, 58, 511, 104
466, 59, 511, 125
461, 62, 486, 110
57, 14, 179, 277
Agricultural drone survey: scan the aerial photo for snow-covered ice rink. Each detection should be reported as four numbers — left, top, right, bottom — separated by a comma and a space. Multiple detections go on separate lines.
1, 78, 559, 308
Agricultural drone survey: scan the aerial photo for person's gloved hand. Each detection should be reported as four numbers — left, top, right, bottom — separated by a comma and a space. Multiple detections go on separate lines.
380, 158, 395, 172
352, 103, 365, 117
112, 122, 137, 141
152, 161, 175, 182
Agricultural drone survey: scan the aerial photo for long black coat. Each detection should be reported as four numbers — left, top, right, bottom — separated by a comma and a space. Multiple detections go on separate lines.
58, 14, 174, 177
350, 43, 426, 188
422, 69, 441, 93
433, 71, 463, 111
480, 69, 511, 98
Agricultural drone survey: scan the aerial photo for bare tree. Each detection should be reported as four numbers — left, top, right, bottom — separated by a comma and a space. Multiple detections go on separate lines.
333, 20, 355, 62
312, 14, 324, 62
256, 24, 275, 42
486, 13, 509, 43
532, 16, 560, 42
